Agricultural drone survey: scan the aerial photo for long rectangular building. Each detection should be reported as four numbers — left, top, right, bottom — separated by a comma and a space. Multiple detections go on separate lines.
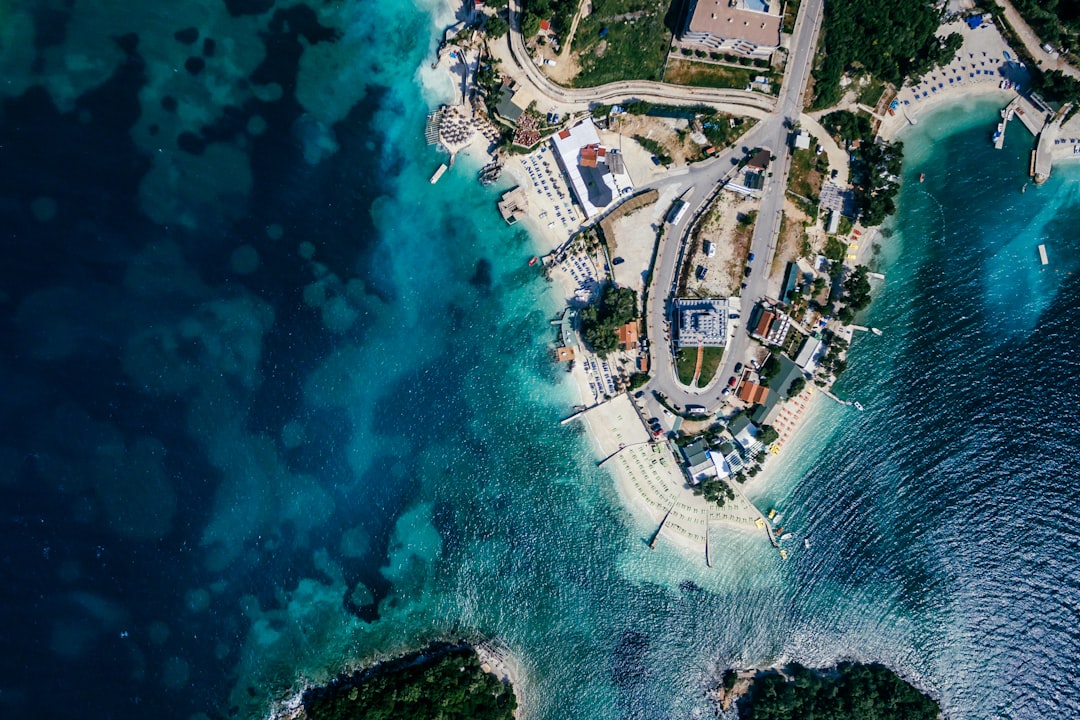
681, 0, 781, 58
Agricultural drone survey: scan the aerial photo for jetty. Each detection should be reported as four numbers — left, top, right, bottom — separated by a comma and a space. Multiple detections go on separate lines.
849, 324, 883, 336
647, 500, 677, 549
424, 109, 443, 145
430, 163, 448, 184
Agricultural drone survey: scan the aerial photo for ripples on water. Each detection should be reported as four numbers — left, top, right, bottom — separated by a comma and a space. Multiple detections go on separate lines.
3, 5, 1080, 717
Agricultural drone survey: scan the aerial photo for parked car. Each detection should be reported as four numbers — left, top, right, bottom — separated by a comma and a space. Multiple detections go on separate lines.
634, 390, 645, 398
830, 168, 839, 179
648, 417, 659, 425
744, 266, 752, 277
734, 362, 743, 373
727, 376, 737, 387
612, 256, 625, 265
748, 252, 756, 262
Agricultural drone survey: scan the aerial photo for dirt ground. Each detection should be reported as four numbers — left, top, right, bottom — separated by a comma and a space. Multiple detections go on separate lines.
609, 185, 681, 295
684, 190, 760, 298
608, 114, 706, 164
766, 198, 821, 298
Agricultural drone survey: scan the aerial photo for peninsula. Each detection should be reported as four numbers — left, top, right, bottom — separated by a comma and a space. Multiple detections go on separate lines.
426, 0, 1080, 560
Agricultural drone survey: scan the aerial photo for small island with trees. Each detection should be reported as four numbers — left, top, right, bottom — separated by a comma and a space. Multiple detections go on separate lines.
301, 643, 517, 720
717, 662, 940, 720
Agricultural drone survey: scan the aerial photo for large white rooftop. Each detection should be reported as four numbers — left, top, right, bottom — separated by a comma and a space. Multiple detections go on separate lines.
550, 119, 634, 219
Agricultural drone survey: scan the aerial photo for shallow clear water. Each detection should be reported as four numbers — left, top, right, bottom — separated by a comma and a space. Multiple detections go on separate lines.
1, 2, 1079, 718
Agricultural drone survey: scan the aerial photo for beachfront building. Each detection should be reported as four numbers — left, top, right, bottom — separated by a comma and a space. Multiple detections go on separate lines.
680, 437, 718, 485
673, 297, 739, 348
728, 415, 763, 456
680, 0, 782, 58
550, 119, 635, 219
794, 335, 823, 371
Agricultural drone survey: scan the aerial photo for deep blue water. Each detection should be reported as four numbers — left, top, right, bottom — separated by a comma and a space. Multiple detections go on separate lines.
2, 2, 1080, 719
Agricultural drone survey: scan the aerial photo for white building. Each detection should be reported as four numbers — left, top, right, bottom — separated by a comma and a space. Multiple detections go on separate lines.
674, 297, 740, 348
680, 0, 782, 58
550, 119, 635, 219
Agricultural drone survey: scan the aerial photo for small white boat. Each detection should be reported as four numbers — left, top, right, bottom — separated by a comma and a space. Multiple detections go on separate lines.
804, 538, 811, 549
853, 401, 865, 411
780, 532, 794, 541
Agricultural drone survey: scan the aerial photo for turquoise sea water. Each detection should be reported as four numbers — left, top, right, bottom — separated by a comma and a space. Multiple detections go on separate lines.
2, 1, 1080, 718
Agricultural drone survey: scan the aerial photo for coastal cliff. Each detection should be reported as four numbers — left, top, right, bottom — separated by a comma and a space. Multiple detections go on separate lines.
715, 662, 939, 719
301, 643, 518, 720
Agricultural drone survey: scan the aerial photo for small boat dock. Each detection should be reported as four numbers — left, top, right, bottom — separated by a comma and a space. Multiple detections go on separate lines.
1039, 244, 1049, 265
430, 163, 448, 184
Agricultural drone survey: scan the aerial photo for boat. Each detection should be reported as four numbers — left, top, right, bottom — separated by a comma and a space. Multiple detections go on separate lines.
478, 160, 503, 186
779, 549, 788, 560
780, 532, 794, 541
853, 401, 865, 411
528, 256, 539, 266
767, 509, 777, 519
919, 173, 925, 182
804, 538, 811, 549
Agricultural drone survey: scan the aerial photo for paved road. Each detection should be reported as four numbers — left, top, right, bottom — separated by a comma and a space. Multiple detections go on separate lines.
504, 0, 777, 117
997, 0, 1080, 80
641, 0, 824, 420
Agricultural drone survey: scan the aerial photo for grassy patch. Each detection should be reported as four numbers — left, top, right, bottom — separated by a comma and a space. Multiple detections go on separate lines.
788, 147, 826, 201
698, 346, 724, 386
782, 0, 800, 34
571, 0, 671, 86
676, 346, 698, 386
663, 58, 756, 89
856, 77, 886, 107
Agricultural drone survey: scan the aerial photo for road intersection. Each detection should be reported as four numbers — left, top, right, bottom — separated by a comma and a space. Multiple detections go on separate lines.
499, 0, 825, 419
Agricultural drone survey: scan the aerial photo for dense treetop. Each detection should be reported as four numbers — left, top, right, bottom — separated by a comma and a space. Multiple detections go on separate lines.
812, 0, 958, 108
738, 662, 939, 720
580, 284, 639, 358
303, 645, 516, 720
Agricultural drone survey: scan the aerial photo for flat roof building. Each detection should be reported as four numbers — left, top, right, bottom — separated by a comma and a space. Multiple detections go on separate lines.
674, 297, 738, 348
550, 119, 635, 219
681, 0, 782, 57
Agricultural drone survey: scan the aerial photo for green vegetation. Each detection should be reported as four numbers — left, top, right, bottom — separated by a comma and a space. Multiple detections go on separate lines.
823, 111, 903, 227
782, 0, 801, 34
788, 144, 827, 202
823, 236, 847, 262
999, 0, 1080, 60
837, 264, 872, 323
521, 0, 575, 44
580, 284, 639, 358
629, 372, 650, 389
738, 662, 939, 720
697, 346, 724, 386
676, 347, 698, 385
632, 135, 673, 165
571, 0, 672, 86
811, 0, 961, 109
758, 354, 781, 387
818, 332, 849, 377
822, 110, 872, 144
757, 425, 779, 446
855, 77, 886, 107
485, 13, 509, 39
693, 475, 736, 508
303, 645, 516, 720
521, 12, 542, 38
663, 58, 758, 90
786, 377, 806, 398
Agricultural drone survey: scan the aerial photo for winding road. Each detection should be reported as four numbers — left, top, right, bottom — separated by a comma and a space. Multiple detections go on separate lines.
505, 0, 777, 117
499, 0, 824, 419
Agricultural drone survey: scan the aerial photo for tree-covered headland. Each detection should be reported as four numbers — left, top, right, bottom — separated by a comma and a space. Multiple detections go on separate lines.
736, 662, 940, 720
303, 644, 517, 720
812, 0, 961, 109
